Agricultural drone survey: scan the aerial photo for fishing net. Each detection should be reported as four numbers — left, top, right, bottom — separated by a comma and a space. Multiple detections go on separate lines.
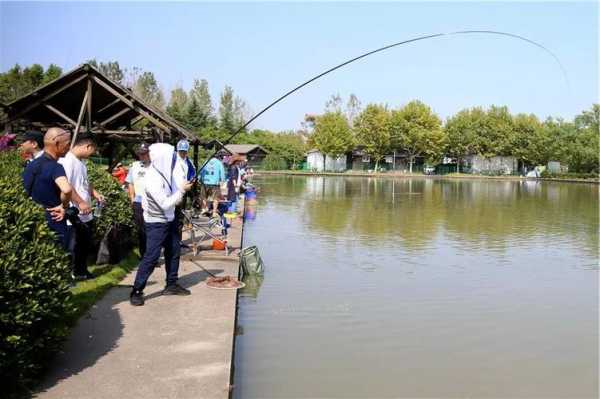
206, 276, 245, 290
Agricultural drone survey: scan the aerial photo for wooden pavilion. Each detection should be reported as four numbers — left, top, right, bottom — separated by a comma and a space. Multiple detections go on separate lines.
0, 63, 200, 168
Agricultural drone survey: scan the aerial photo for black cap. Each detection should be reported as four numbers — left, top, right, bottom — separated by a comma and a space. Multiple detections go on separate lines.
136, 143, 150, 154
23, 130, 44, 149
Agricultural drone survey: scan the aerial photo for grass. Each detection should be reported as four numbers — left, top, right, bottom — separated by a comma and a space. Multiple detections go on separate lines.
65, 251, 139, 326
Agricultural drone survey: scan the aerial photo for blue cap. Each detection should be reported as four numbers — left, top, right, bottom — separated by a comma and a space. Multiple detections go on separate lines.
176, 139, 190, 152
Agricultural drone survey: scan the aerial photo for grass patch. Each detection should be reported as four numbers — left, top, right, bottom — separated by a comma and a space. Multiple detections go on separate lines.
65, 251, 139, 326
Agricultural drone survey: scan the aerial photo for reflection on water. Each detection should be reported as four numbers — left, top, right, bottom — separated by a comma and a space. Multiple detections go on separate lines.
234, 176, 598, 398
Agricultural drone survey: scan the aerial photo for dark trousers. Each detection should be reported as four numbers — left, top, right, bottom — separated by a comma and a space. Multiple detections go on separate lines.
175, 194, 188, 239
133, 220, 180, 292
71, 220, 94, 275
46, 214, 71, 251
132, 202, 146, 256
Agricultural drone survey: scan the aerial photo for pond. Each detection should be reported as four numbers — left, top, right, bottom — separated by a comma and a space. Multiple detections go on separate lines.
233, 176, 598, 398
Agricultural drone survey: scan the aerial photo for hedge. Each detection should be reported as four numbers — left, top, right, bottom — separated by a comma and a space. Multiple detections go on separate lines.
0, 150, 73, 395
0, 151, 136, 396
86, 161, 134, 245
540, 170, 599, 180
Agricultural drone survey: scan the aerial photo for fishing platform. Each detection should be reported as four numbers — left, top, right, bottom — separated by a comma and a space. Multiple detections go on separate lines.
36, 200, 247, 398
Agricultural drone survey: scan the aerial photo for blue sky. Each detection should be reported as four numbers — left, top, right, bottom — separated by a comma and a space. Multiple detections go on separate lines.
1, 2, 597, 131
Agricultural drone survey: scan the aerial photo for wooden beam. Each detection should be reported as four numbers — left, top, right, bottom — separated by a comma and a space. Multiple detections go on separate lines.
8, 74, 87, 122
98, 107, 131, 128
70, 89, 90, 149
97, 98, 121, 114
92, 76, 171, 133
96, 130, 145, 135
86, 78, 93, 130
44, 104, 77, 126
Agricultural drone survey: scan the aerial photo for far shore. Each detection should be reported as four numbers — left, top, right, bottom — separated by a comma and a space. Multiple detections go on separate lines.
254, 170, 600, 185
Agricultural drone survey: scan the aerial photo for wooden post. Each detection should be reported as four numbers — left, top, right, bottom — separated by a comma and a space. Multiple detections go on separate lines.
107, 142, 115, 171
193, 141, 200, 171
86, 78, 93, 131
71, 89, 90, 149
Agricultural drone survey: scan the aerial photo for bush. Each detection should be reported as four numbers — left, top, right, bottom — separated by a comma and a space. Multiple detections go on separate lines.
86, 161, 134, 244
540, 170, 599, 180
0, 150, 74, 395
261, 153, 287, 170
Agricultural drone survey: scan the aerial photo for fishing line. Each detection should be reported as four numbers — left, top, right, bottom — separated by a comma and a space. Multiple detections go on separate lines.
196, 29, 569, 175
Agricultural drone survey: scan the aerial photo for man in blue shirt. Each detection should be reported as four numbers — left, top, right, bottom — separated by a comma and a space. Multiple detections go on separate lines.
200, 151, 226, 216
22, 128, 73, 249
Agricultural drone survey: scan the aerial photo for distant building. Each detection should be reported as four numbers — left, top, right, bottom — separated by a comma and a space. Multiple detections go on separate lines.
464, 155, 518, 175
224, 144, 268, 168
306, 149, 347, 172
547, 161, 567, 173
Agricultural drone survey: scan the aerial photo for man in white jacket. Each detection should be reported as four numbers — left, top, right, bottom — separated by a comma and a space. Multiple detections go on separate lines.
130, 143, 194, 306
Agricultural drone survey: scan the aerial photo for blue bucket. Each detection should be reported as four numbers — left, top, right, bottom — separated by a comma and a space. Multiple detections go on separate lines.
245, 190, 257, 201
228, 201, 237, 213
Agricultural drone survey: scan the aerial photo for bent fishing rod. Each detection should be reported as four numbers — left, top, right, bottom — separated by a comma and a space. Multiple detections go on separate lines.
195, 29, 569, 175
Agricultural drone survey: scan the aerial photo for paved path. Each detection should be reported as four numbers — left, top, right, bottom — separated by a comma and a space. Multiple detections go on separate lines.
35, 214, 244, 399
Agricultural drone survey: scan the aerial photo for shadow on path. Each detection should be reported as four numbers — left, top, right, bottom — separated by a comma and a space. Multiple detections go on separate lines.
34, 285, 129, 396
34, 267, 222, 397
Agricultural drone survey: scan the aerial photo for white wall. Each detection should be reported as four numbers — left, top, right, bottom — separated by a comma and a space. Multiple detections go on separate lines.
466, 155, 517, 174
307, 152, 324, 171
307, 151, 347, 172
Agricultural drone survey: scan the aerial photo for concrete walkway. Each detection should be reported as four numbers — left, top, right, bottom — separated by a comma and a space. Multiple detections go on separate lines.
35, 215, 244, 399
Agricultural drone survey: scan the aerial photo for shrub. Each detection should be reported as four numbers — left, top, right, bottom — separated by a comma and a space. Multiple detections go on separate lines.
0, 150, 74, 395
261, 153, 287, 170
540, 170, 599, 180
86, 161, 134, 244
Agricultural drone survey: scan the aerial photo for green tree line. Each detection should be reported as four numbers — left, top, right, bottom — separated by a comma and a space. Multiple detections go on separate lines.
1, 63, 598, 173
309, 94, 599, 174
0, 61, 308, 169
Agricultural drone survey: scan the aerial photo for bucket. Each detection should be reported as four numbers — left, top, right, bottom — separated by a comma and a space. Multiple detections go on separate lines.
245, 191, 257, 201
212, 239, 227, 250
228, 201, 237, 213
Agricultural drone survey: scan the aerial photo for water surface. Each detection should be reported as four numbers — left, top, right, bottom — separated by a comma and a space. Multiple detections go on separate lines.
234, 176, 598, 398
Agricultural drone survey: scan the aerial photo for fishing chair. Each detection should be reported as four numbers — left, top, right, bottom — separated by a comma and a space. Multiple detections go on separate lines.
181, 209, 229, 256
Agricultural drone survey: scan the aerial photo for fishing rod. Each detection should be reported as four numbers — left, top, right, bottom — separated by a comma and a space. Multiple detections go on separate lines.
195, 29, 569, 174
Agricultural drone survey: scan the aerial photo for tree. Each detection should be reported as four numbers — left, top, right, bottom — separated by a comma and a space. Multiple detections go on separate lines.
132, 71, 165, 109
310, 111, 354, 168
0, 63, 63, 104
219, 85, 235, 133
568, 104, 599, 173
233, 96, 251, 132
574, 103, 599, 133
87, 59, 124, 84
390, 100, 445, 172
444, 107, 485, 172
99, 61, 124, 84
325, 93, 343, 113
354, 104, 392, 171
183, 79, 215, 132
345, 93, 361, 128
511, 113, 543, 170
42, 64, 62, 84
541, 117, 573, 165
166, 86, 188, 124
478, 105, 514, 157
